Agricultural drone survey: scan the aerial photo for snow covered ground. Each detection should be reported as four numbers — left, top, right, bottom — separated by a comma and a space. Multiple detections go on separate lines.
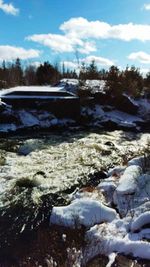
0, 83, 150, 133
81, 104, 144, 129
50, 151, 150, 265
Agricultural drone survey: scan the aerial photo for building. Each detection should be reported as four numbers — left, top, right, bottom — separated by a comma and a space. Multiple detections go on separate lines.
0, 86, 80, 119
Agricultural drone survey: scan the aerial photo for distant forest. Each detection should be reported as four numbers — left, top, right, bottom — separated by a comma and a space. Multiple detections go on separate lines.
0, 58, 150, 98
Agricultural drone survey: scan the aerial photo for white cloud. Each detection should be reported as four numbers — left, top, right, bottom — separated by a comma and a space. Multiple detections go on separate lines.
143, 3, 150, 10
26, 34, 75, 53
61, 17, 150, 42
26, 33, 96, 54
30, 61, 41, 68
0, 46, 41, 61
61, 61, 78, 69
26, 17, 150, 56
61, 55, 114, 71
0, 0, 19, 15
128, 51, 150, 64
82, 55, 114, 67
77, 41, 97, 54
61, 17, 111, 39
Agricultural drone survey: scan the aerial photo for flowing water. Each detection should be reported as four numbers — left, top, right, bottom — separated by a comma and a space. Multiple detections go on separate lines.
0, 129, 148, 265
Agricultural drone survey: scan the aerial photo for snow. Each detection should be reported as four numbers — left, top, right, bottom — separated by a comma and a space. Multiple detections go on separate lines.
50, 198, 117, 228
60, 79, 106, 91
106, 253, 116, 267
0, 123, 16, 132
131, 212, 150, 232
85, 80, 106, 93
49, 152, 150, 263
107, 166, 125, 177
19, 110, 39, 127
128, 156, 144, 167
0, 86, 78, 101
106, 110, 143, 127
0, 86, 64, 96
82, 105, 143, 129
136, 98, 150, 118
60, 79, 78, 86
116, 165, 142, 195
86, 223, 150, 260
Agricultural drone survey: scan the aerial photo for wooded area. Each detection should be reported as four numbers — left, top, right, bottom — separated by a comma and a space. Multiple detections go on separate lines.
0, 59, 150, 98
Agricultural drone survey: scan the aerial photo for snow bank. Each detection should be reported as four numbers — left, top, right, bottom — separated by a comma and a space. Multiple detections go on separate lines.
106, 110, 143, 127
131, 211, 150, 232
116, 165, 142, 195
49, 152, 150, 263
50, 198, 117, 228
86, 222, 150, 262
128, 156, 146, 168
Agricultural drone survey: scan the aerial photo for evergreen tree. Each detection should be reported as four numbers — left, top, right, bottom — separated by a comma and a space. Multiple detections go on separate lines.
86, 60, 99, 80
106, 65, 123, 96
14, 58, 24, 85
123, 66, 143, 97
24, 65, 37, 85
36, 62, 60, 85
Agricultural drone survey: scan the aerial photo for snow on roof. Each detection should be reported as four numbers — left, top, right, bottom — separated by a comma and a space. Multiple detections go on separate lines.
0, 86, 65, 96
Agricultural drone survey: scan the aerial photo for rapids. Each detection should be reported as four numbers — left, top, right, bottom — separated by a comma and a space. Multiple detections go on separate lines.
0, 130, 148, 250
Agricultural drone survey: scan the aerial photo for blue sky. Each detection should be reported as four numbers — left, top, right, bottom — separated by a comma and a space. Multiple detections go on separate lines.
0, 0, 150, 73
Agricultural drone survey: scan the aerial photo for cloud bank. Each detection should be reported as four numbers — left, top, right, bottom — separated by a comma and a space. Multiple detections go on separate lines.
128, 51, 150, 64
0, 46, 41, 61
27, 17, 150, 56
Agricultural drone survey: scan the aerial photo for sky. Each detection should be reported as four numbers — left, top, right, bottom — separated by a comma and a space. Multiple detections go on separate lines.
0, 0, 150, 74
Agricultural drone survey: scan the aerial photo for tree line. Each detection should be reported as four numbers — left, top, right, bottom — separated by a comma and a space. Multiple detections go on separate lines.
79, 61, 150, 98
0, 58, 150, 98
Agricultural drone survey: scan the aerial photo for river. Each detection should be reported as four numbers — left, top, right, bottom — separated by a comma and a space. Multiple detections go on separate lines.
0, 129, 149, 266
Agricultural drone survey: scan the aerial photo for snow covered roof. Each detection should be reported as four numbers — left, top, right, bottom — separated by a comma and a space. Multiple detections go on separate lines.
0, 86, 78, 99
0, 86, 65, 96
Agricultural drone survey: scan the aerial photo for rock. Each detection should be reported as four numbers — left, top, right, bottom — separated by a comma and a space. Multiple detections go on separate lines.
104, 141, 115, 147
113, 255, 149, 267
111, 95, 139, 115
101, 120, 119, 130
94, 93, 138, 115
0, 111, 20, 124
86, 255, 108, 267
